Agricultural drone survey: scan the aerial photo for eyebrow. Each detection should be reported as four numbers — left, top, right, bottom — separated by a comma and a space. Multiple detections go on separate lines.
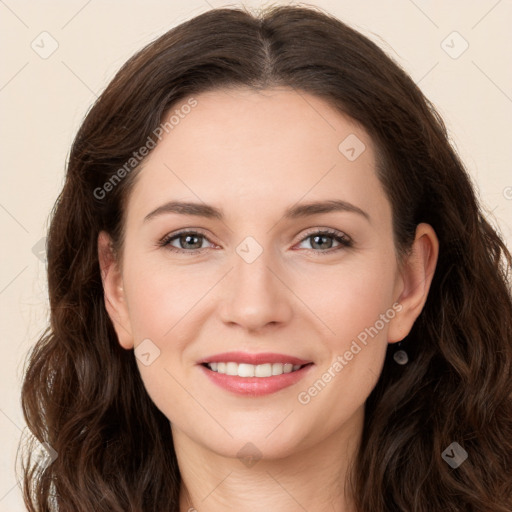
143, 199, 370, 223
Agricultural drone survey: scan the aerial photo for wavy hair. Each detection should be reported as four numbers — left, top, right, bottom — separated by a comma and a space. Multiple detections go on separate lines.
18, 4, 512, 511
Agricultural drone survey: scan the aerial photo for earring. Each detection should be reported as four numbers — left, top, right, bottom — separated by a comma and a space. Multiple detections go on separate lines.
393, 341, 409, 365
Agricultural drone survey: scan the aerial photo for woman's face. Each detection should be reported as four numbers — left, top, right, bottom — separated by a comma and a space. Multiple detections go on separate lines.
100, 87, 432, 461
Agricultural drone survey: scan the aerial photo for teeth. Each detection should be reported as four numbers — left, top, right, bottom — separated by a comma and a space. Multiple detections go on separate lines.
272, 363, 283, 375
207, 362, 303, 377
226, 362, 238, 376
255, 363, 271, 377
239, 363, 255, 377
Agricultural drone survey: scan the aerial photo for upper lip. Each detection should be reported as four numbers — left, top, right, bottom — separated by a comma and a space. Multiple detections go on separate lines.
198, 352, 312, 366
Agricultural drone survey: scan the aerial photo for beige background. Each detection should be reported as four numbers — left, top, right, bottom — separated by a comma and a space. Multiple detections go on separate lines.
1, 0, 511, 509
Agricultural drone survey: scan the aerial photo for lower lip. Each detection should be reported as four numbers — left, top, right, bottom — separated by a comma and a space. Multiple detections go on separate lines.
199, 364, 313, 396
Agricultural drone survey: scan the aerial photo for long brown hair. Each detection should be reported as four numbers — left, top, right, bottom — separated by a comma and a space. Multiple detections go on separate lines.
19, 5, 512, 511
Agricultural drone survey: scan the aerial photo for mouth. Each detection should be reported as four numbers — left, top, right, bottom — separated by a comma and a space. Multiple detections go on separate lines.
198, 352, 314, 396
202, 361, 310, 377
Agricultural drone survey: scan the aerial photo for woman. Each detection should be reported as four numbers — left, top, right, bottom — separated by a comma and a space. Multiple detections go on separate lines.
19, 5, 512, 511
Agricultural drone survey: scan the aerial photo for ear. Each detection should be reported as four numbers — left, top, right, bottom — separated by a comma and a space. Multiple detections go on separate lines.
388, 223, 439, 343
97, 231, 134, 350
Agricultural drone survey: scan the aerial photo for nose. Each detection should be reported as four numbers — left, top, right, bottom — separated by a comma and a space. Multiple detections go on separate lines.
218, 245, 294, 333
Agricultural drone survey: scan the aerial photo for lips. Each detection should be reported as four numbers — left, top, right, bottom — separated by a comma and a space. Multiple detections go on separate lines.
198, 351, 314, 396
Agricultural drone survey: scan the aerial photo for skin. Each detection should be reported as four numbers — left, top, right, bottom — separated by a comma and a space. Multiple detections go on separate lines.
98, 87, 438, 511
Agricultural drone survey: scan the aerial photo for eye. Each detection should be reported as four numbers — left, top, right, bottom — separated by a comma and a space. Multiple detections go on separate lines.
159, 230, 215, 254
158, 228, 352, 255
295, 228, 352, 255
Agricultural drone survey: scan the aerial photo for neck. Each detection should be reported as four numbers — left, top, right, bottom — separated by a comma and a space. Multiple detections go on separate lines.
174, 408, 363, 512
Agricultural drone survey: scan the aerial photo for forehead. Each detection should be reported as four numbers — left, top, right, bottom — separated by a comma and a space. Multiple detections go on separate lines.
125, 87, 388, 225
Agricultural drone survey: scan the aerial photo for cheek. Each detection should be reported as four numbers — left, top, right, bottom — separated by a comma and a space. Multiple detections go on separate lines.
293, 252, 397, 407
293, 254, 398, 346
121, 263, 204, 426
123, 259, 209, 340
293, 265, 395, 433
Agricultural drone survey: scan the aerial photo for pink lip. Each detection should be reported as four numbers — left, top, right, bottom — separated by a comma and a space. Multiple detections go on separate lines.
197, 352, 314, 397
198, 351, 311, 366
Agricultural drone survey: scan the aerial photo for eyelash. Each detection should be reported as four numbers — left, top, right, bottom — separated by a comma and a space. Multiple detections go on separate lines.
158, 228, 352, 256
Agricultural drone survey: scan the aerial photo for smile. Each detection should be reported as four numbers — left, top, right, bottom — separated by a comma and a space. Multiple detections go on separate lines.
199, 352, 314, 396
205, 362, 304, 377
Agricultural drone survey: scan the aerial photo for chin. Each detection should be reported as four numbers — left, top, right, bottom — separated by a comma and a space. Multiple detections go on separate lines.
198, 421, 313, 461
